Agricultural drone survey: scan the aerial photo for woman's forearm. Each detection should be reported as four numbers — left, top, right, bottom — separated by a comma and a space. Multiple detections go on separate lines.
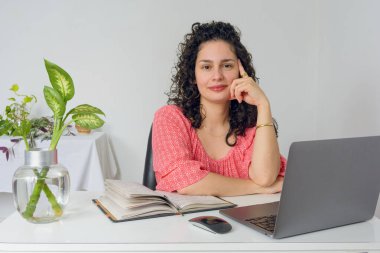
177, 172, 265, 196
249, 102, 281, 187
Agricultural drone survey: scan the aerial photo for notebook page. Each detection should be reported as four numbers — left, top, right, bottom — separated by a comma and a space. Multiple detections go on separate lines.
105, 180, 164, 198
105, 189, 168, 209
159, 191, 227, 210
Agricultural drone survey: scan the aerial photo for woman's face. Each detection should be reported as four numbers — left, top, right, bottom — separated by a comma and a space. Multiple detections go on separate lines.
194, 40, 240, 104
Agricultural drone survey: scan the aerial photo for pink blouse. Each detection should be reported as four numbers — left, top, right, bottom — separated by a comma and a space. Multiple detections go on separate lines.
152, 105, 287, 192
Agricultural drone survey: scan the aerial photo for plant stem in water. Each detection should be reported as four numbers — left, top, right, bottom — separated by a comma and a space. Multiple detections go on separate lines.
22, 167, 49, 219
22, 166, 62, 219
43, 183, 62, 216
30, 168, 63, 216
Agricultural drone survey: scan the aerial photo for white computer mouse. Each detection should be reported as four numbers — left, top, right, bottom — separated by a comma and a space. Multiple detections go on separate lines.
189, 216, 232, 234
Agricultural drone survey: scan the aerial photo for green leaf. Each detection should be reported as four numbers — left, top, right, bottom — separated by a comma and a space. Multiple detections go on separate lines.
0, 120, 12, 136
44, 59, 75, 102
23, 96, 33, 104
72, 113, 105, 129
66, 104, 105, 117
43, 86, 66, 118
8, 98, 16, 101
22, 120, 31, 138
13, 120, 31, 138
9, 84, 19, 92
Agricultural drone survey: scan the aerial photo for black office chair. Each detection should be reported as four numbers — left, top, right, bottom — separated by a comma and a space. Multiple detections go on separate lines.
142, 126, 157, 190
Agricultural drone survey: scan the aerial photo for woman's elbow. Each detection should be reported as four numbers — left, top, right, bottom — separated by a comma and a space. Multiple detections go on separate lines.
253, 177, 276, 187
249, 171, 277, 187
249, 164, 280, 187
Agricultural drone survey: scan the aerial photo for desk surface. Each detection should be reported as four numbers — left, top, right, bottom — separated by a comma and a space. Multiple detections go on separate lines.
0, 191, 379, 252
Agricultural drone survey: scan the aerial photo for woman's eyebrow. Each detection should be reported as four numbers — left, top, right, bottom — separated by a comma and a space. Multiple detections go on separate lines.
221, 59, 236, 62
198, 59, 212, 63
197, 59, 236, 63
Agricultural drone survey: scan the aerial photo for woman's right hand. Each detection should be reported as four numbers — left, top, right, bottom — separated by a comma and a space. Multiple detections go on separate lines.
257, 177, 284, 194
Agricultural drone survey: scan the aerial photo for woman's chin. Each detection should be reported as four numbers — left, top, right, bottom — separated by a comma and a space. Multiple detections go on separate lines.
202, 95, 231, 105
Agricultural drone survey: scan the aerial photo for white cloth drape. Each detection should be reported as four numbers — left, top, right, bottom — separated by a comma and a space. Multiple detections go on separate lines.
0, 132, 118, 192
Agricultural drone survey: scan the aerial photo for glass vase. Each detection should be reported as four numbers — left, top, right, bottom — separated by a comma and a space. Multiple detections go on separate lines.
12, 148, 70, 223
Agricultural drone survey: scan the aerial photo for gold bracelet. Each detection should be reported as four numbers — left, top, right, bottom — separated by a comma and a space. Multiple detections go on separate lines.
256, 123, 274, 129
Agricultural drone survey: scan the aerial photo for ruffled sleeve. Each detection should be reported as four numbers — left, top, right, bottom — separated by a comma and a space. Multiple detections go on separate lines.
152, 105, 209, 192
278, 155, 287, 177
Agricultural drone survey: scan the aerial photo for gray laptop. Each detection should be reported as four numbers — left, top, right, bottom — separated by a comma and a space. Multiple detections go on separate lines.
220, 136, 380, 239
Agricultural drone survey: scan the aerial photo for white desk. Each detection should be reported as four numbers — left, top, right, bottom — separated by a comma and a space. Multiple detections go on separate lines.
0, 191, 379, 252
0, 132, 117, 192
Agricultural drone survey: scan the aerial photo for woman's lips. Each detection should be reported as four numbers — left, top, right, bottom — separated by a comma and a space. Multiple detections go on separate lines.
209, 85, 228, 92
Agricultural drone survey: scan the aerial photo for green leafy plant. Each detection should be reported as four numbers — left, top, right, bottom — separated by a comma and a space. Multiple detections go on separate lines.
43, 60, 105, 149
22, 59, 105, 219
0, 84, 37, 150
0, 86, 74, 161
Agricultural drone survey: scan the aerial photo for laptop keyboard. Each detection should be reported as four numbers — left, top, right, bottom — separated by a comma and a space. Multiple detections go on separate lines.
245, 215, 277, 233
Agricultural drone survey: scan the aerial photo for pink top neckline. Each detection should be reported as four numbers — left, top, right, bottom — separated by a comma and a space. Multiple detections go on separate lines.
193, 129, 237, 162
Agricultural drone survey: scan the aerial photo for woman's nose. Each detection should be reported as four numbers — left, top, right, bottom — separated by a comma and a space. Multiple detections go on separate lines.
212, 68, 223, 80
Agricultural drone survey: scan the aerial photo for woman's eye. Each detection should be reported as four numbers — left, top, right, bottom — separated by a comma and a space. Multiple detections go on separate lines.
224, 64, 233, 69
201, 65, 211, 70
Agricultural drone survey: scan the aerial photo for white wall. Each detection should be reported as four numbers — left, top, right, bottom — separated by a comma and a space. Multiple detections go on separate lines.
0, 0, 379, 183
316, 0, 380, 139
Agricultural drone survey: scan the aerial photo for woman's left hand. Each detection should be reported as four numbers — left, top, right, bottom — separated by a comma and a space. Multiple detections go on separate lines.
230, 60, 269, 107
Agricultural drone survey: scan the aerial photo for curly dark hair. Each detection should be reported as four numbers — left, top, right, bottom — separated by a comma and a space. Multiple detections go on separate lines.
167, 21, 277, 146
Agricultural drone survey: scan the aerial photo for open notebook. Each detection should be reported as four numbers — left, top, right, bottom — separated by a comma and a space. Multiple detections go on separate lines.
93, 180, 236, 222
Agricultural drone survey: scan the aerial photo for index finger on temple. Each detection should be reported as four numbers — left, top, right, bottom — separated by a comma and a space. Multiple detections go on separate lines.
238, 59, 246, 76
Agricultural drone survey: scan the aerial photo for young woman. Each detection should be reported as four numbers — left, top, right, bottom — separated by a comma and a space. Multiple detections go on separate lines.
152, 21, 286, 196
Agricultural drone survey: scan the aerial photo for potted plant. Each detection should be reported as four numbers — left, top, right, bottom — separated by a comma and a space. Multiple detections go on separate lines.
12, 59, 105, 223
75, 123, 91, 134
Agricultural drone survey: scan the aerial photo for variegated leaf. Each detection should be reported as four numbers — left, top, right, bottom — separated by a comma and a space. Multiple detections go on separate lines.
72, 113, 104, 129
43, 86, 66, 118
66, 104, 105, 117
44, 59, 75, 102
